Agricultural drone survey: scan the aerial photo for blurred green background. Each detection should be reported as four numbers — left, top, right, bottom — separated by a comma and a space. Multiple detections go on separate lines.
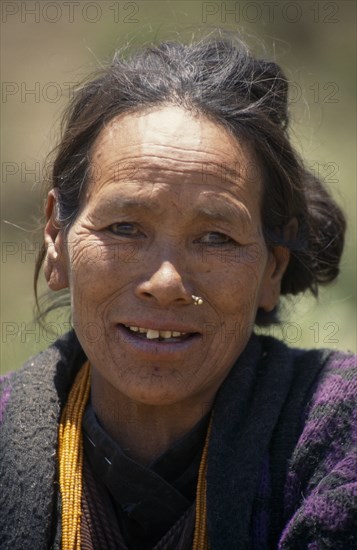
1, 0, 356, 373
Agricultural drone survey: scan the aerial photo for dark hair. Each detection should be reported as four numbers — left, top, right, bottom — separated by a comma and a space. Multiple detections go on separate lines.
34, 34, 346, 324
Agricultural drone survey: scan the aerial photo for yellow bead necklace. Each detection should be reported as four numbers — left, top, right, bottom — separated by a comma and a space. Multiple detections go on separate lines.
58, 361, 211, 550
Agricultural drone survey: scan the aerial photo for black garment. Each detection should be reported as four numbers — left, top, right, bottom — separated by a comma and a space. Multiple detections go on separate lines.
82, 402, 210, 549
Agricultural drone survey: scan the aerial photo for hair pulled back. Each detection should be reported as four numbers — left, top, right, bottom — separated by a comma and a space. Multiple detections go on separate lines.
35, 34, 346, 323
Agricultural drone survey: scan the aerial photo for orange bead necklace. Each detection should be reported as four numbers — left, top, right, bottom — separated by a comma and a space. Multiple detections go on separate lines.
58, 361, 211, 549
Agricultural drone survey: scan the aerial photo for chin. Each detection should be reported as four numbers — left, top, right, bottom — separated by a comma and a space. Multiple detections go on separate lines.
115, 374, 193, 407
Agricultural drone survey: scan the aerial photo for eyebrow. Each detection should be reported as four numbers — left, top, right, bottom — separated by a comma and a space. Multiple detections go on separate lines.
95, 196, 163, 214
95, 195, 250, 228
194, 203, 251, 226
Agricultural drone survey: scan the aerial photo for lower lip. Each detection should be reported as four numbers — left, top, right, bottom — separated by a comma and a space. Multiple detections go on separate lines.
115, 324, 202, 358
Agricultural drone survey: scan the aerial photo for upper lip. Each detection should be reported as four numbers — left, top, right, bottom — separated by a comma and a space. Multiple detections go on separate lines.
119, 321, 201, 334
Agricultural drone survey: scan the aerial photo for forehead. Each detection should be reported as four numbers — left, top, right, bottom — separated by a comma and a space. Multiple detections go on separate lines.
93, 105, 243, 159
87, 106, 262, 213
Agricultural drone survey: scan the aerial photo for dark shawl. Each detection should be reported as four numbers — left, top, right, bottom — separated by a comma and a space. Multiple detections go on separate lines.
2, 331, 352, 549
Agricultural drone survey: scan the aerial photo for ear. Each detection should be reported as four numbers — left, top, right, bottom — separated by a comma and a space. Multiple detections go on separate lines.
43, 189, 69, 291
258, 246, 290, 312
258, 218, 298, 312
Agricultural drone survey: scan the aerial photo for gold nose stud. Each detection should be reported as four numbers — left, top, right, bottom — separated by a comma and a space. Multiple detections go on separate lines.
192, 295, 204, 306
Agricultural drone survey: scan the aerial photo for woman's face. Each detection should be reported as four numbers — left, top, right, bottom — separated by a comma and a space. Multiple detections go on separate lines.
46, 106, 287, 407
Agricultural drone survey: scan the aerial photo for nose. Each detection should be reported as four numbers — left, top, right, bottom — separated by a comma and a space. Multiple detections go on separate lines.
135, 260, 193, 307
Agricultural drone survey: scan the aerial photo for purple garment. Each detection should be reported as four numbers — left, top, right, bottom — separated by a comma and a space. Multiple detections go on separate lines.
279, 352, 357, 549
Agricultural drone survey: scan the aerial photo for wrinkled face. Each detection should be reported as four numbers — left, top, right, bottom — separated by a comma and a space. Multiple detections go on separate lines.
47, 106, 286, 407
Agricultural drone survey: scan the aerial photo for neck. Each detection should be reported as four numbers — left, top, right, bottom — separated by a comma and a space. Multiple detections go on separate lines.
90, 368, 214, 466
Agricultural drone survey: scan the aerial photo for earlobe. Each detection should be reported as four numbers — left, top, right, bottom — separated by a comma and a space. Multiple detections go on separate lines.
258, 218, 298, 312
43, 190, 69, 291
258, 246, 290, 312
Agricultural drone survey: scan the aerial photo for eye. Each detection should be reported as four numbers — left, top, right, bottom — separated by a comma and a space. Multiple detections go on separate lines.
197, 232, 236, 245
107, 223, 143, 237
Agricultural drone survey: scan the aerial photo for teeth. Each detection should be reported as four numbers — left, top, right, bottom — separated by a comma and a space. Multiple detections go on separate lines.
126, 325, 187, 339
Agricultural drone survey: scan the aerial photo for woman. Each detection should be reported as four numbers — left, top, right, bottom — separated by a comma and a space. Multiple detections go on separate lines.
0, 36, 355, 550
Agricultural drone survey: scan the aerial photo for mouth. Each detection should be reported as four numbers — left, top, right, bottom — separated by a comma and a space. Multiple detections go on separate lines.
115, 322, 203, 359
119, 323, 199, 343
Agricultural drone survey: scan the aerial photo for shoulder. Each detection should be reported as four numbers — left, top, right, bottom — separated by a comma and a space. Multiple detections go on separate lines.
0, 372, 15, 426
292, 348, 356, 476
308, 349, 356, 403
293, 348, 356, 483
261, 337, 355, 425
278, 349, 356, 548
294, 349, 356, 460
290, 345, 355, 421
0, 330, 85, 427
0, 331, 85, 549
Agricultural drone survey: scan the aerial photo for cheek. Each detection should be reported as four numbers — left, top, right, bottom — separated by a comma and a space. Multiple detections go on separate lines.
67, 238, 147, 336
65, 238, 119, 317
68, 235, 137, 290
218, 274, 261, 328
211, 245, 267, 314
